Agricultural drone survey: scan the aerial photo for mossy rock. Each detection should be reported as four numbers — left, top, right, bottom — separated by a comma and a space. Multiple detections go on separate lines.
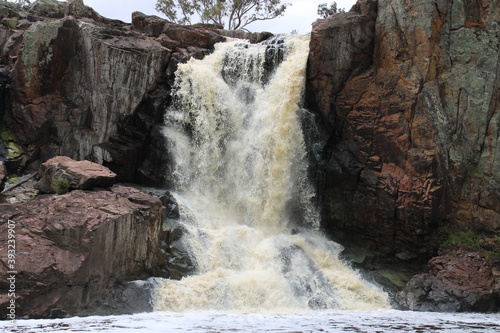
341, 245, 370, 264
2, 17, 18, 29
52, 177, 71, 195
1, 130, 26, 160
378, 270, 414, 289
1, 130, 28, 170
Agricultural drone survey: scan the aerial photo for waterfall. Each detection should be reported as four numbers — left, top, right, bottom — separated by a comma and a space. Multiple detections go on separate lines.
154, 35, 390, 312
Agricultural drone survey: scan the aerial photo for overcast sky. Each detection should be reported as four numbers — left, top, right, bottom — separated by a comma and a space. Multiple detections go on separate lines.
83, 0, 357, 34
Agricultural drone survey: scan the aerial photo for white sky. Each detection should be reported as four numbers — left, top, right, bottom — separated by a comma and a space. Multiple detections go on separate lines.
82, 0, 357, 34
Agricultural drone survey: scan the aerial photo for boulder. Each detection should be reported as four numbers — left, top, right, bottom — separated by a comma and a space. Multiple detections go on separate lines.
35, 156, 117, 194
398, 248, 500, 312
0, 185, 166, 318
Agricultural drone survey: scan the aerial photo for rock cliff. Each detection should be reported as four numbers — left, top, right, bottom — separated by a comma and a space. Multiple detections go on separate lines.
0, 0, 498, 316
0, 185, 166, 318
0, 0, 271, 184
308, 0, 498, 258
307, 0, 499, 310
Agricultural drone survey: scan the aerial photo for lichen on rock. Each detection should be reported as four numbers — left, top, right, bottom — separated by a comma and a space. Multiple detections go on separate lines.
21, 19, 64, 85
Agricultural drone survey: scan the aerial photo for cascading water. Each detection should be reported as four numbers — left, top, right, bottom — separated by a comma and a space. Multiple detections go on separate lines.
154, 35, 390, 312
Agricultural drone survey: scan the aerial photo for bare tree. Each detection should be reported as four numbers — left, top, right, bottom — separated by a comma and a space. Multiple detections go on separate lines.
156, 0, 290, 30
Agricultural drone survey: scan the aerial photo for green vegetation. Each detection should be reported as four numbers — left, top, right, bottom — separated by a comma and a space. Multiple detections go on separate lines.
443, 230, 500, 261
443, 230, 482, 249
1, 130, 27, 161
155, 0, 290, 30
4, 17, 18, 29
52, 177, 70, 195
7, 175, 18, 184
317, 2, 345, 19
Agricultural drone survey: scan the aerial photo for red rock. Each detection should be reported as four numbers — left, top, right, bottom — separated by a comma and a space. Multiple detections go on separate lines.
308, 0, 499, 258
0, 185, 166, 318
398, 248, 499, 312
35, 156, 116, 193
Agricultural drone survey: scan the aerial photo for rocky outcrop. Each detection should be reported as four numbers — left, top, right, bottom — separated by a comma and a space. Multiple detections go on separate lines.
398, 247, 499, 312
35, 156, 116, 194
0, 0, 170, 181
308, 0, 499, 259
307, 0, 499, 312
307, 0, 378, 121
0, 185, 166, 318
0, 0, 273, 184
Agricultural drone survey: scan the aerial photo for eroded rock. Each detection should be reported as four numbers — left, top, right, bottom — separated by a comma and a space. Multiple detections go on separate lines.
308, 0, 500, 259
398, 248, 499, 312
35, 156, 116, 193
0, 185, 166, 318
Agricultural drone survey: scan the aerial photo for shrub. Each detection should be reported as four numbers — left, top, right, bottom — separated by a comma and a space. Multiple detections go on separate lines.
52, 177, 70, 195
443, 231, 481, 249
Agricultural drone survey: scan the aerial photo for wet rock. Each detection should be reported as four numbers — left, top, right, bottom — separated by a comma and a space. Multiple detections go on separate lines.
398, 248, 500, 312
0, 185, 166, 319
35, 156, 116, 194
163, 218, 195, 279
112, 278, 161, 314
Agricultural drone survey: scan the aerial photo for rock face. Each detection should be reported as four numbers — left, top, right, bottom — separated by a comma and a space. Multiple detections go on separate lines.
35, 156, 116, 193
0, 0, 272, 184
308, 0, 499, 258
0, 161, 6, 191
0, 185, 166, 318
398, 248, 499, 312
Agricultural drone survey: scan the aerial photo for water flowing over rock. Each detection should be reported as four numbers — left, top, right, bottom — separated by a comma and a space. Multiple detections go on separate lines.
307, 0, 499, 312
0, 0, 272, 183
153, 35, 390, 312
0, 185, 166, 318
1, 0, 498, 317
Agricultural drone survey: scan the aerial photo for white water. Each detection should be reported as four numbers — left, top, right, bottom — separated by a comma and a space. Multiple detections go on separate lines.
6, 36, 500, 333
154, 35, 390, 312
7, 311, 500, 332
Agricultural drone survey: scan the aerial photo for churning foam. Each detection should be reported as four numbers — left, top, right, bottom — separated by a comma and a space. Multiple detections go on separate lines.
154, 35, 390, 312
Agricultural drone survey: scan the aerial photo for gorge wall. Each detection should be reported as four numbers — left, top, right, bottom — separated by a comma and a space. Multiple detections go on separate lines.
0, 0, 269, 185
307, 0, 499, 259
0, 0, 499, 316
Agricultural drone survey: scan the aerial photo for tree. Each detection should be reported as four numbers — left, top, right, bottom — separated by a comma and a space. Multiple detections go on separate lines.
7, 0, 31, 5
155, 0, 290, 30
317, 2, 345, 19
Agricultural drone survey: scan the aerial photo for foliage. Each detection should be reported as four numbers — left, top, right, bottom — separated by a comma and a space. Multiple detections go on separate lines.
155, 0, 290, 30
443, 231, 500, 261
6, 0, 31, 6
317, 2, 345, 19
443, 231, 481, 249
52, 177, 70, 195
7, 176, 18, 184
